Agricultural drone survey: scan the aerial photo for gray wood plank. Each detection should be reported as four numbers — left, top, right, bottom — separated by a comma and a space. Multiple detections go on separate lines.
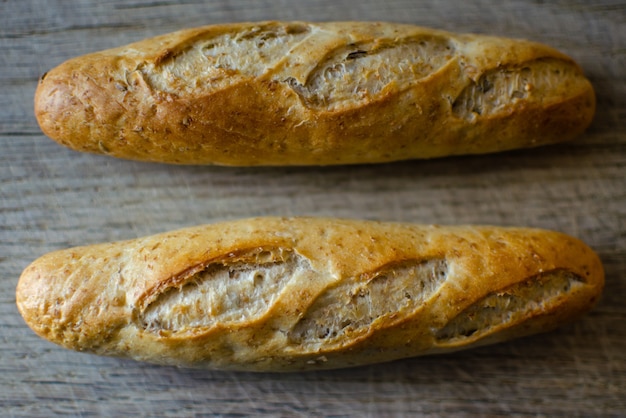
1, 0, 625, 416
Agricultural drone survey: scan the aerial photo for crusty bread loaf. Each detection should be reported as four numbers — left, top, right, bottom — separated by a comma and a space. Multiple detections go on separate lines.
16, 217, 604, 371
34, 21, 595, 166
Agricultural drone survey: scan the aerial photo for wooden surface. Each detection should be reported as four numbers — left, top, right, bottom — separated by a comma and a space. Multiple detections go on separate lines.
2, 0, 625, 416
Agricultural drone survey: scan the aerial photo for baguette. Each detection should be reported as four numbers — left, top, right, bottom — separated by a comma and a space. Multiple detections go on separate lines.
34, 21, 595, 166
16, 217, 603, 371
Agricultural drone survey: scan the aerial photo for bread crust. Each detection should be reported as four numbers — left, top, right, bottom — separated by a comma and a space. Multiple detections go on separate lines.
34, 21, 595, 166
16, 217, 604, 371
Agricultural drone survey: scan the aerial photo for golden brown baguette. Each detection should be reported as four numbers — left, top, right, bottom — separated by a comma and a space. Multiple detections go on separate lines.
17, 217, 603, 371
34, 21, 595, 166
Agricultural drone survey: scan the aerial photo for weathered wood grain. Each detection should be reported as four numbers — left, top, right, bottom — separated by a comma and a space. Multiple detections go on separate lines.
1, 0, 625, 416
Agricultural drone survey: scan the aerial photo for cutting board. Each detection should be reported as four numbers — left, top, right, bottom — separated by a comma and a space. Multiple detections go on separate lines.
2, 1, 624, 416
